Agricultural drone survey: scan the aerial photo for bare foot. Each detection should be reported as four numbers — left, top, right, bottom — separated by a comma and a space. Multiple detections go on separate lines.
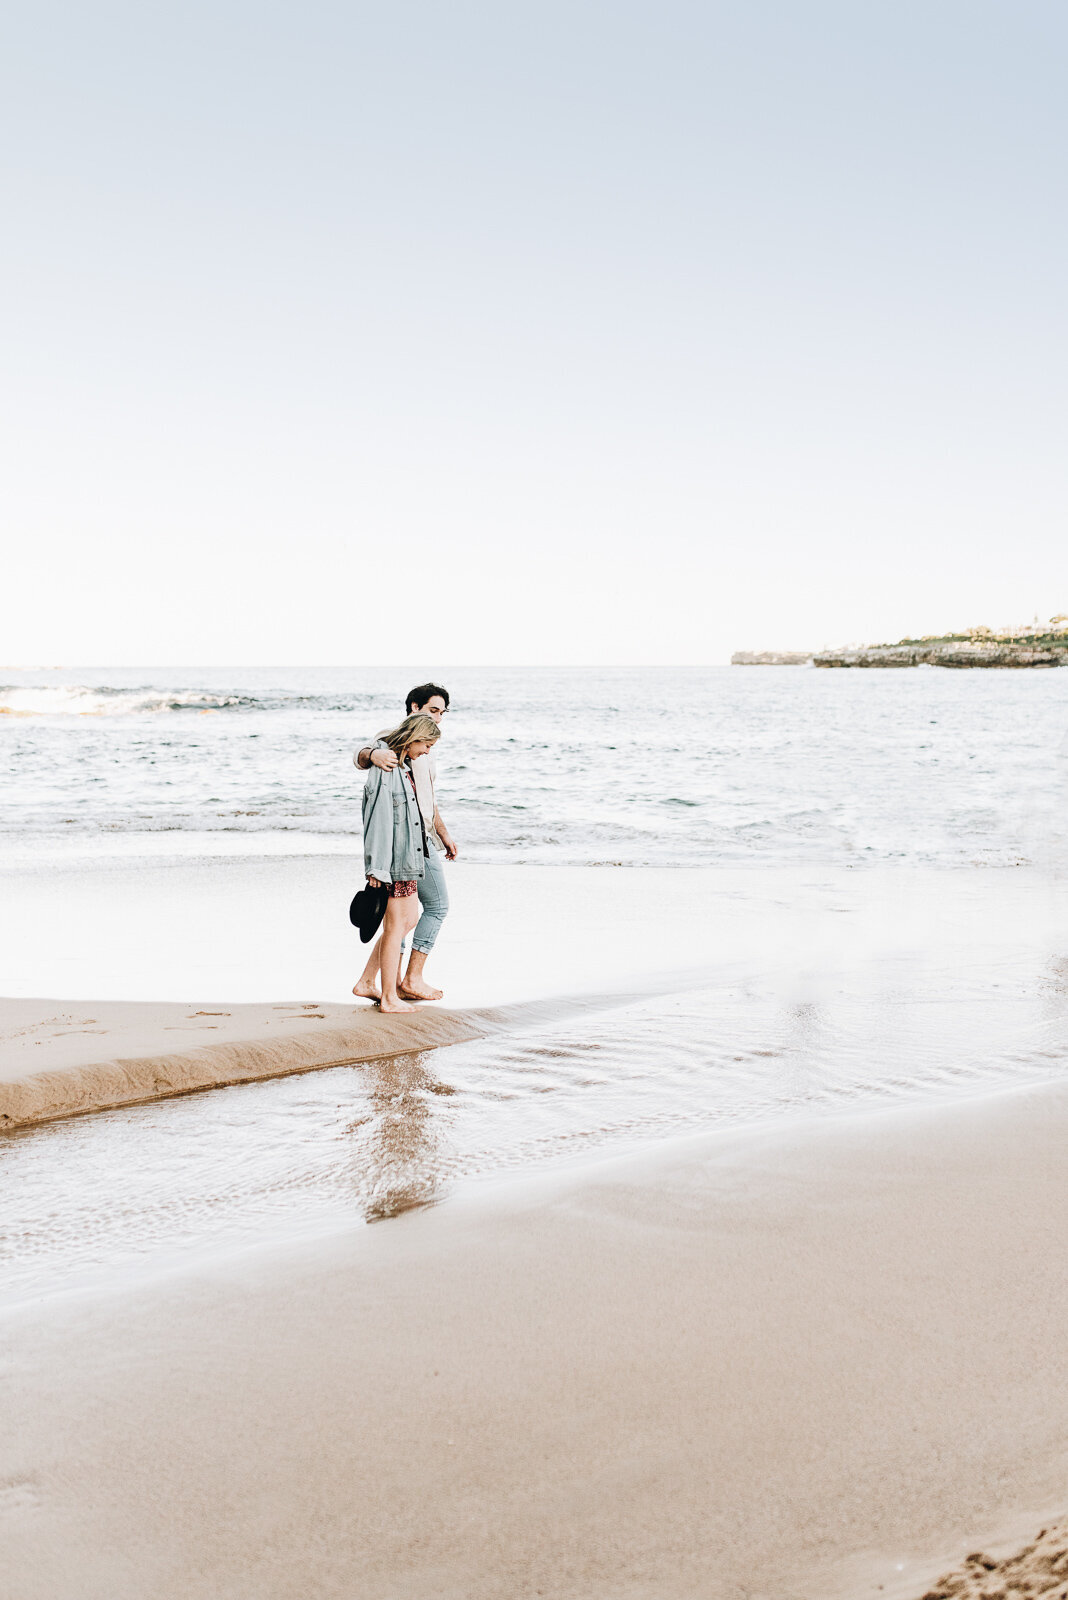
352, 980, 381, 1001
377, 996, 412, 1014
398, 982, 443, 1002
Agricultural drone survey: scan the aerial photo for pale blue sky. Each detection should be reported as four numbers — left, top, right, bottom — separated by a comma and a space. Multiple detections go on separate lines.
4, 1, 1066, 662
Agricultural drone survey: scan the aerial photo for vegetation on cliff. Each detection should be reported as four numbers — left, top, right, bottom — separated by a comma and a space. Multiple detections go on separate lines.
814, 619, 1068, 668
733, 617, 1068, 668
892, 618, 1068, 649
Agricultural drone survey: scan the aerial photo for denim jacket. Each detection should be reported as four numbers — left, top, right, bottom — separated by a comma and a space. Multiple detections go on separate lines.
362, 747, 426, 884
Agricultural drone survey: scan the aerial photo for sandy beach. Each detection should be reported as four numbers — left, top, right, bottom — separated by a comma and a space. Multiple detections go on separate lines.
0, 991, 654, 1129
2, 856, 1067, 1596
5, 1076, 1068, 1599
0, 858, 707, 1125
6, 0, 1067, 1579
0, 860, 744, 1127
2, 857, 1062, 1126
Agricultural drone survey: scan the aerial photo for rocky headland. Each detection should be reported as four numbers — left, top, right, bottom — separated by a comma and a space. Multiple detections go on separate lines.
813, 630, 1068, 667
733, 619, 1068, 668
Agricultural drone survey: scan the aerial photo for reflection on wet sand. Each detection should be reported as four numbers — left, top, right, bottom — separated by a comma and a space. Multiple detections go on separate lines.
3, 922, 1067, 1305
346, 1053, 457, 1222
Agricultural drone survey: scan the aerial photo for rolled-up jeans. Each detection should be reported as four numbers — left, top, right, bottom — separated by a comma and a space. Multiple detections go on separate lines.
412, 845, 449, 954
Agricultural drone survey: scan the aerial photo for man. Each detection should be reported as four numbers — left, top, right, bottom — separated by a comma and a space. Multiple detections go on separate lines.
352, 683, 458, 1002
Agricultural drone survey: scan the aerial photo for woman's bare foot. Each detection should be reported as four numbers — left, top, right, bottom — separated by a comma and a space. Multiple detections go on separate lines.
352, 980, 382, 1001
377, 996, 412, 1013
398, 981, 443, 1001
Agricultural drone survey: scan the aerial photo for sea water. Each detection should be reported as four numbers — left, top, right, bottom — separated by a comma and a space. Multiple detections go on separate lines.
2, 663, 1066, 867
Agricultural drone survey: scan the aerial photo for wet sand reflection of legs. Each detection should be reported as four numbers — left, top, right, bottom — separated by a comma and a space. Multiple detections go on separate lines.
345, 1052, 457, 1223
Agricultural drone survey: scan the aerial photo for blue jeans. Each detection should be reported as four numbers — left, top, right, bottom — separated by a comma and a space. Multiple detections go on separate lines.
412, 846, 449, 954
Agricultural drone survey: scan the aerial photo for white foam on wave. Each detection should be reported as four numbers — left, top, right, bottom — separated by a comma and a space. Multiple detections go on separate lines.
0, 685, 242, 716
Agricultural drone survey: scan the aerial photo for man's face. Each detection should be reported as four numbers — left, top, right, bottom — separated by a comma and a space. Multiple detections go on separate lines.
413, 696, 448, 724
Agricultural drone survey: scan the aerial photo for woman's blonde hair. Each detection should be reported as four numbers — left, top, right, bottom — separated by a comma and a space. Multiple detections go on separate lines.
382, 713, 441, 760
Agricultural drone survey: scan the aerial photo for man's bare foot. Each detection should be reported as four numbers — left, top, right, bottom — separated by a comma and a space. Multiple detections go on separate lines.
377, 996, 412, 1014
352, 980, 381, 1001
398, 981, 443, 1002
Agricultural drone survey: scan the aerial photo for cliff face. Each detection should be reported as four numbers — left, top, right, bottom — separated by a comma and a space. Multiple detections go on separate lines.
813, 641, 1068, 668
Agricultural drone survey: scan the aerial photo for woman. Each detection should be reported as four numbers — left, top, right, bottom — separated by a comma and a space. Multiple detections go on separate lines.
356, 714, 441, 1013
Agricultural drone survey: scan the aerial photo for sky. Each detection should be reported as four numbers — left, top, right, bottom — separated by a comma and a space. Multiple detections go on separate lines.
3, 0, 1067, 664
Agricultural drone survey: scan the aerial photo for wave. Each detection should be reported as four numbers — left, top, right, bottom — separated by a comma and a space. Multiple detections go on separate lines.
0, 685, 289, 717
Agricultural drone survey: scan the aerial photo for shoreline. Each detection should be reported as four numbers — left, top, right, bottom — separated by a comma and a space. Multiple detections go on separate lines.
3, 859, 1062, 1130
0, 998, 490, 1129
7, 1078, 1068, 1598
0, 990, 650, 1130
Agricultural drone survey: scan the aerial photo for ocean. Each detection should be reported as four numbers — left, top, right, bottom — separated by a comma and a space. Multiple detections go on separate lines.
2, 663, 1066, 867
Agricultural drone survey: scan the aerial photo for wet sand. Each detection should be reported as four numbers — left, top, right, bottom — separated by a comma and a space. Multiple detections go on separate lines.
4, 858, 1068, 1596
0, 860, 725, 1125
0, 996, 479, 1127
6, 1078, 1068, 1599
0, 860, 730, 1125
1, 859, 1062, 1128
0, 991, 650, 1129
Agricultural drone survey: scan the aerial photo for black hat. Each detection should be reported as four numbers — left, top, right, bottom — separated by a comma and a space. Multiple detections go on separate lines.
349, 882, 390, 943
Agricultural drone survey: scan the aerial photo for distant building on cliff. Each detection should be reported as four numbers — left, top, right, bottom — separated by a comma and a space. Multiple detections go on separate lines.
730, 650, 813, 665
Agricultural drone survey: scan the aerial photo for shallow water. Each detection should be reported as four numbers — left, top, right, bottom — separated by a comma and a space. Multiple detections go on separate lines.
4, 920, 1066, 1306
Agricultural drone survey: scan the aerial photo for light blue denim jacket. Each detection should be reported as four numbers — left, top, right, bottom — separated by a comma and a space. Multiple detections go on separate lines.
362, 746, 426, 885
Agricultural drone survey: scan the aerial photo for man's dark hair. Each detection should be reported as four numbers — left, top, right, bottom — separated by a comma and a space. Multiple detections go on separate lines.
405, 682, 450, 715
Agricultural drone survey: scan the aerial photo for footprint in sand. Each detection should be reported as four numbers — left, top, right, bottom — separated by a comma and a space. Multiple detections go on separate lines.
8, 1017, 72, 1039
0, 1480, 41, 1515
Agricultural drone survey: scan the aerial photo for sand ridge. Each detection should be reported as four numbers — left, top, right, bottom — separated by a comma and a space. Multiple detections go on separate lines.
0, 989, 648, 1129
0, 997, 488, 1128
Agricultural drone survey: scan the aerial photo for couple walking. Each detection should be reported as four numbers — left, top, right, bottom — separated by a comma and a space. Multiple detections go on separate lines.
352, 683, 458, 1014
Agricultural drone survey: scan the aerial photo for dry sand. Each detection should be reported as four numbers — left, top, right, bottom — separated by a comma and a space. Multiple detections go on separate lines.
6, 1077, 1068, 1599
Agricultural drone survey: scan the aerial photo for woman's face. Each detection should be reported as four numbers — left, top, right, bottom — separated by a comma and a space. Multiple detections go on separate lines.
407, 740, 433, 760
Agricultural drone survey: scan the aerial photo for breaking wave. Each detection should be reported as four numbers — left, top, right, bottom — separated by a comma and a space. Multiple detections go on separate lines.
1, 685, 293, 717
